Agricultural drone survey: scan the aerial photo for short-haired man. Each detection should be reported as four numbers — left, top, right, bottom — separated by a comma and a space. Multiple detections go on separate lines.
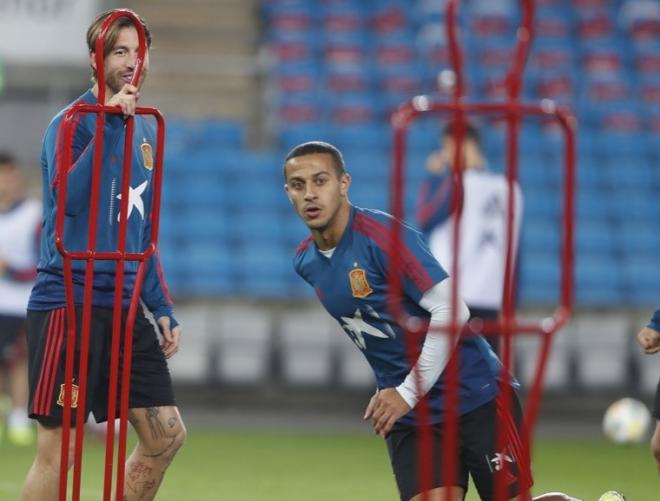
284, 141, 578, 501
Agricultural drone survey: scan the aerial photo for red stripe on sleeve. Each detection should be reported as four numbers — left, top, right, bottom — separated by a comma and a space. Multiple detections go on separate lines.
354, 213, 434, 292
155, 251, 174, 305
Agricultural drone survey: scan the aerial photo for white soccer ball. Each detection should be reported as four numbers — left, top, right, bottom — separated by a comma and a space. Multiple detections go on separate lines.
597, 491, 626, 501
602, 398, 652, 445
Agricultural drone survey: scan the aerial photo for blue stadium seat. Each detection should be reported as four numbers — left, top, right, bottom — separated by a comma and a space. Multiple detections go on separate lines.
326, 122, 390, 150
521, 217, 561, 253
621, 257, 660, 306
575, 218, 616, 254
574, 254, 623, 306
233, 244, 291, 298
524, 186, 561, 219
279, 123, 330, 151
229, 208, 286, 244
518, 252, 560, 306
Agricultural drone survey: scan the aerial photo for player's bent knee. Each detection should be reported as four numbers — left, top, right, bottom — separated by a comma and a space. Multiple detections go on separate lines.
132, 406, 186, 461
34, 421, 77, 471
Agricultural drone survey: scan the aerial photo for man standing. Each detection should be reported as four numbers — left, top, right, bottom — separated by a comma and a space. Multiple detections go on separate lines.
417, 122, 523, 354
0, 152, 40, 446
636, 311, 660, 475
21, 10, 185, 501
284, 141, 578, 501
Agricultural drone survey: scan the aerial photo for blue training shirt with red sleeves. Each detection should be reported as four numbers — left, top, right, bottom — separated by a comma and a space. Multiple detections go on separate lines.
293, 205, 510, 426
28, 89, 176, 326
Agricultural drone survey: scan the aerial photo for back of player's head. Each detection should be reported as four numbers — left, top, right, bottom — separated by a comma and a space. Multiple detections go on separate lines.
284, 141, 346, 179
86, 9, 152, 64
442, 120, 481, 147
0, 150, 17, 170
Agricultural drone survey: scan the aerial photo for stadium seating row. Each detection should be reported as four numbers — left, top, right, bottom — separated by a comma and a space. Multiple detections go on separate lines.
168, 304, 657, 395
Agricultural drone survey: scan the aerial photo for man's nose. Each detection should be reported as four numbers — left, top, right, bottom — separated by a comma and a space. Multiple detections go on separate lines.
127, 52, 138, 68
303, 183, 316, 200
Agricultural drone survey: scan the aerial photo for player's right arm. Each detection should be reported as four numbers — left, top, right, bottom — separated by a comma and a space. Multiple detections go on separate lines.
45, 85, 138, 215
637, 310, 660, 354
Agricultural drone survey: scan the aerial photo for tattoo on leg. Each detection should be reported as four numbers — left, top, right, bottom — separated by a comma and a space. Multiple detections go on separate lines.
127, 461, 157, 496
145, 407, 167, 441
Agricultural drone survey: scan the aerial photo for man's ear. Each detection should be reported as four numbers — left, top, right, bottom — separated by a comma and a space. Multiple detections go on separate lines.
89, 51, 97, 71
340, 173, 351, 196
284, 183, 293, 203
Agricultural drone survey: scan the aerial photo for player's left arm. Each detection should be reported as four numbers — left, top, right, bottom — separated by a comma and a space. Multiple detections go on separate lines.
366, 278, 469, 437
140, 202, 180, 358
637, 310, 660, 354
364, 220, 469, 436
142, 249, 180, 358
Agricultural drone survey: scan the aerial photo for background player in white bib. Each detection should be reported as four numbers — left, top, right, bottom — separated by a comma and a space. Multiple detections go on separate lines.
285, 141, 579, 501
417, 122, 523, 354
0, 152, 40, 446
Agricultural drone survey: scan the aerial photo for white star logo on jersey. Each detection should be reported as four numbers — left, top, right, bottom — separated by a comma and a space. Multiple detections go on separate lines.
340, 308, 389, 350
116, 180, 148, 221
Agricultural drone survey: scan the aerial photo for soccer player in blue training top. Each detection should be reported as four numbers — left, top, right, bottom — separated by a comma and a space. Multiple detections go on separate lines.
21, 9, 186, 501
284, 141, 581, 501
636, 310, 660, 475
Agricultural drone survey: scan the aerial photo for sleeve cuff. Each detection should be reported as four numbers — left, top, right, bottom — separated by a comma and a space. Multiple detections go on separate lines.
395, 383, 418, 409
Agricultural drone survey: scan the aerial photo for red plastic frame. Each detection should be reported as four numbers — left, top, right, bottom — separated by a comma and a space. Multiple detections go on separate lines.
388, 1, 576, 500
54, 9, 165, 501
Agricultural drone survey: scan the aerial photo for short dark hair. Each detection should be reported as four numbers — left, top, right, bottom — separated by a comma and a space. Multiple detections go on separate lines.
0, 151, 17, 168
283, 141, 346, 179
442, 121, 481, 146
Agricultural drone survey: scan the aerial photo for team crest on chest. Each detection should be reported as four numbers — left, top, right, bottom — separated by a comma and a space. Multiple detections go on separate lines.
56, 380, 79, 408
349, 268, 373, 298
141, 138, 154, 170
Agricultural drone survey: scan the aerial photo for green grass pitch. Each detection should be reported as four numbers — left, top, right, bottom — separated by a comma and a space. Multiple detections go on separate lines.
0, 428, 655, 500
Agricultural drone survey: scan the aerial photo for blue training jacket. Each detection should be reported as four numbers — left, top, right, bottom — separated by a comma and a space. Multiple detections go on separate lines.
28, 90, 176, 326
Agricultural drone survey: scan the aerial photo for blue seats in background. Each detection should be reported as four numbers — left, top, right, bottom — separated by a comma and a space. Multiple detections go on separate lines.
155, 1, 660, 305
